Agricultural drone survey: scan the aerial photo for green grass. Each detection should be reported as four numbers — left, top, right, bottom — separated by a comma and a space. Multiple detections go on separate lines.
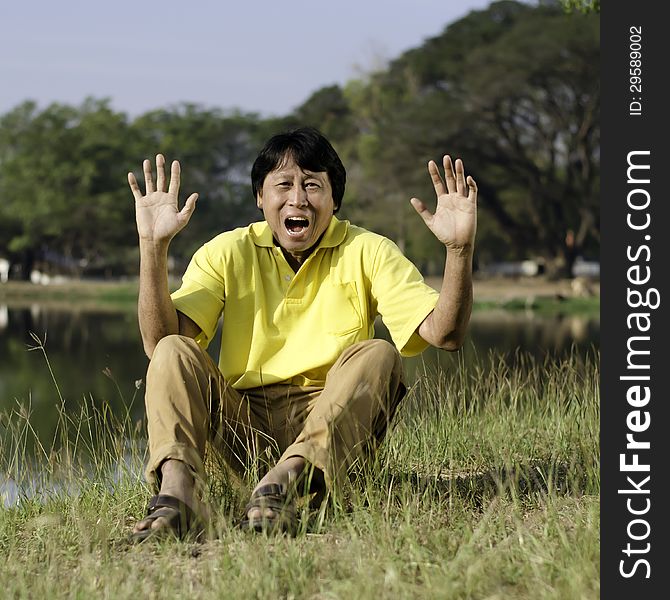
0, 347, 599, 599
473, 295, 600, 315
0, 280, 141, 308
2, 279, 600, 314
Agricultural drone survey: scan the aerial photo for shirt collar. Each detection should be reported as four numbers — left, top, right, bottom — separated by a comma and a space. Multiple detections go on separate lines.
250, 216, 349, 249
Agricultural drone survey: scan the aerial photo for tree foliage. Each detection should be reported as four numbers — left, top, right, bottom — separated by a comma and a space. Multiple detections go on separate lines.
129, 105, 265, 267
560, 0, 599, 14
0, 1, 599, 279
336, 1, 599, 276
0, 99, 135, 277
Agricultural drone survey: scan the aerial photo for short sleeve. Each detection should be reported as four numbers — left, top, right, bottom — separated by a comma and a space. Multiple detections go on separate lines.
170, 243, 225, 347
370, 237, 439, 356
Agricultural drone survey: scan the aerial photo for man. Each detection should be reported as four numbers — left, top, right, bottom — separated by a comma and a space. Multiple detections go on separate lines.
127, 127, 477, 540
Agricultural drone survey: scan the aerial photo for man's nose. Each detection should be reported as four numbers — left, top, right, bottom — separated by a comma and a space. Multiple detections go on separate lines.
288, 185, 308, 206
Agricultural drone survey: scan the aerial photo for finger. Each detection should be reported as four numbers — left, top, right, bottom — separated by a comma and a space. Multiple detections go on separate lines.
127, 172, 143, 201
156, 154, 166, 192
454, 158, 466, 196
168, 160, 181, 197
410, 197, 434, 228
428, 160, 446, 197
143, 159, 155, 193
467, 175, 478, 202
443, 155, 457, 194
177, 193, 199, 225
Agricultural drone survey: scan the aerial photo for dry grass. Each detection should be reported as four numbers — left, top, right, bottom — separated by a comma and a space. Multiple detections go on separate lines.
1, 346, 600, 599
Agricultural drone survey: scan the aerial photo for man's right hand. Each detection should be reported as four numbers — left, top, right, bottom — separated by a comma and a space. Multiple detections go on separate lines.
128, 154, 199, 244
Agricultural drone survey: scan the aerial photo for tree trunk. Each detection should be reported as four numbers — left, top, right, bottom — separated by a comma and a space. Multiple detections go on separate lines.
545, 243, 578, 280
18, 249, 35, 281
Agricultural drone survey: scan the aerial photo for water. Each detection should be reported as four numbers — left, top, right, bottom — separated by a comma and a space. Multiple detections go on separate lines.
0, 303, 147, 441
0, 302, 599, 442
0, 301, 599, 506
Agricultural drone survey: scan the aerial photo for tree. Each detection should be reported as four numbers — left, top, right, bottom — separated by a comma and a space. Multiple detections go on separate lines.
0, 99, 135, 278
282, 85, 357, 149
0, 2, 599, 279
341, 1, 599, 277
129, 105, 266, 269
561, 0, 599, 13
465, 2, 600, 276
0, 101, 268, 278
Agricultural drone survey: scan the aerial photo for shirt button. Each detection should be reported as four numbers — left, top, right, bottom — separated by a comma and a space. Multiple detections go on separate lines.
284, 275, 291, 281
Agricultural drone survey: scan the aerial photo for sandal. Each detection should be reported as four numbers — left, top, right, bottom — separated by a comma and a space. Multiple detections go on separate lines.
238, 483, 298, 536
132, 494, 201, 543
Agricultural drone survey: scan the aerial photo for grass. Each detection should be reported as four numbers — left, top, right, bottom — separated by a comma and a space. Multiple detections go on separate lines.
1, 278, 600, 314
0, 280, 141, 310
0, 344, 600, 599
473, 296, 600, 315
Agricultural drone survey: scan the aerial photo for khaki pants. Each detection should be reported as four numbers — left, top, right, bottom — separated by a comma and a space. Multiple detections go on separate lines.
144, 335, 406, 491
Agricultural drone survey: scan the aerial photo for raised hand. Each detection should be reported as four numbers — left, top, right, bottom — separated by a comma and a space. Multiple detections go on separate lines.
128, 154, 199, 244
410, 155, 477, 253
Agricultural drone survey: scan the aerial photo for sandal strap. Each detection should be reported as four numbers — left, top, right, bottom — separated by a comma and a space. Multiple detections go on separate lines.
146, 494, 196, 527
243, 483, 296, 518
132, 494, 201, 543
250, 483, 284, 499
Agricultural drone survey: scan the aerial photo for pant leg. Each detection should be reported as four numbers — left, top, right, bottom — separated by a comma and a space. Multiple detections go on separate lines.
243, 385, 322, 453
277, 339, 406, 489
210, 383, 286, 480
143, 334, 271, 487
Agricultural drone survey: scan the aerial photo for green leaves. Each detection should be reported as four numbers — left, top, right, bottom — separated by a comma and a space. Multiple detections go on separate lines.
0, 1, 599, 280
0, 101, 264, 278
334, 1, 600, 276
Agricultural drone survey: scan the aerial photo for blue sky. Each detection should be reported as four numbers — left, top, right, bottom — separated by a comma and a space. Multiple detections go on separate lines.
1, 0, 498, 117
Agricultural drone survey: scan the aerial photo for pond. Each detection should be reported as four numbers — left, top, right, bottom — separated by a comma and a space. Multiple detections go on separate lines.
0, 300, 600, 507
0, 301, 599, 443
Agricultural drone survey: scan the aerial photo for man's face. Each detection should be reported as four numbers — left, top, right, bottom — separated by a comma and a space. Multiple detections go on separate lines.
257, 154, 335, 265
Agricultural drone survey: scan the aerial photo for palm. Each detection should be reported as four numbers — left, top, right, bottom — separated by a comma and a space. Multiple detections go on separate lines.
128, 155, 198, 243
411, 156, 477, 250
135, 190, 186, 241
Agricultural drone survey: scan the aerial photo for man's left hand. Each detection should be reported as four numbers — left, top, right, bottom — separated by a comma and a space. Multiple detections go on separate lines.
410, 155, 477, 254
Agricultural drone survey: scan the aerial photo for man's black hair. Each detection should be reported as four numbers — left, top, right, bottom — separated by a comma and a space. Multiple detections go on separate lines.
251, 127, 346, 212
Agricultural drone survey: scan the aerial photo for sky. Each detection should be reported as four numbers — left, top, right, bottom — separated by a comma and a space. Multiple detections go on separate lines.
1, 0, 498, 118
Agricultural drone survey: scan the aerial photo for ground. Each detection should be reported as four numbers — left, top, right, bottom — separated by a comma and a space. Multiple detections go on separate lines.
0, 276, 600, 306
431, 275, 599, 302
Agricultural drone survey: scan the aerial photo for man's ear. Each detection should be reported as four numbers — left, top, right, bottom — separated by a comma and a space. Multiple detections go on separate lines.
256, 193, 263, 210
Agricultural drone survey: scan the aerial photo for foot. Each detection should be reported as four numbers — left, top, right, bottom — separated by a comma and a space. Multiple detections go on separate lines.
239, 483, 298, 536
245, 456, 306, 523
133, 459, 208, 539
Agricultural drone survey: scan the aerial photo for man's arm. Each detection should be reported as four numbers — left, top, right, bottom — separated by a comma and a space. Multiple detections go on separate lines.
128, 154, 199, 357
411, 156, 477, 351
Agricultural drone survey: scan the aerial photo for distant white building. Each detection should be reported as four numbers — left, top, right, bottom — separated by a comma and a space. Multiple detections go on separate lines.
0, 258, 9, 283
572, 258, 600, 277
482, 258, 599, 279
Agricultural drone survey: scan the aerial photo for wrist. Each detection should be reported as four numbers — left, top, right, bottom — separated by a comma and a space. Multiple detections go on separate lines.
445, 243, 474, 259
139, 238, 171, 267
139, 237, 171, 252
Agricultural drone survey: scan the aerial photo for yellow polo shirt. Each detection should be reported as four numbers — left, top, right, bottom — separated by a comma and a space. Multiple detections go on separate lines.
171, 216, 439, 389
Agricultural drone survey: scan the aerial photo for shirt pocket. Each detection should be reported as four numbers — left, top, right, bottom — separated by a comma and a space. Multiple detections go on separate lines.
325, 281, 363, 336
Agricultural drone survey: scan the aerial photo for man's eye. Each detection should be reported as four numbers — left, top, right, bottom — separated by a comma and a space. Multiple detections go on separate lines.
305, 182, 320, 189
277, 182, 291, 188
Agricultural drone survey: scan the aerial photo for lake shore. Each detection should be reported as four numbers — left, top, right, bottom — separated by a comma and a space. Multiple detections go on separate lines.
1, 276, 600, 311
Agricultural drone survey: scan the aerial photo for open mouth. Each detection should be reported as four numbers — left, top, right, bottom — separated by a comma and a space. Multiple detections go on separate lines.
284, 216, 310, 236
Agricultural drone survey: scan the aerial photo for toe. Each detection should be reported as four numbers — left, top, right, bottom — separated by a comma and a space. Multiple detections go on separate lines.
246, 506, 278, 523
133, 514, 171, 534
133, 518, 151, 533
150, 516, 170, 530
247, 507, 262, 521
